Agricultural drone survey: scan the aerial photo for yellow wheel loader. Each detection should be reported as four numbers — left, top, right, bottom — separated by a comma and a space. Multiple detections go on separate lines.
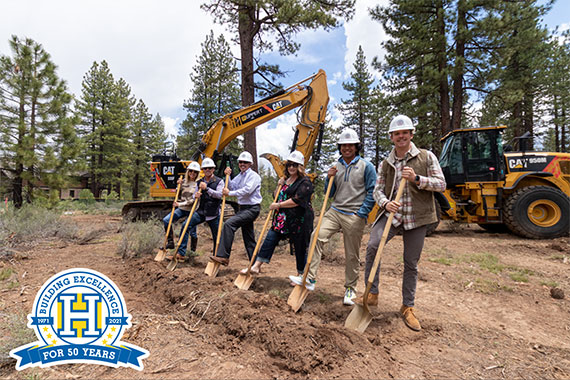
437, 125, 569, 239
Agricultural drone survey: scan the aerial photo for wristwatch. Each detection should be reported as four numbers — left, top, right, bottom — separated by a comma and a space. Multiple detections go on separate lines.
415, 175, 420, 182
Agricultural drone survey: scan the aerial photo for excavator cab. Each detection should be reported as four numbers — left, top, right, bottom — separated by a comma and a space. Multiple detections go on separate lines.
439, 126, 506, 186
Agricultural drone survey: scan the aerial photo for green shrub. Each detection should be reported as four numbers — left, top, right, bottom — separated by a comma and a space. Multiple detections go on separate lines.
117, 220, 163, 258
0, 204, 77, 245
79, 189, 95, 203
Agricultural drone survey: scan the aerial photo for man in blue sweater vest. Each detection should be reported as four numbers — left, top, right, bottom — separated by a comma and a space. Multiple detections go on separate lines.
290, 128, 377, 305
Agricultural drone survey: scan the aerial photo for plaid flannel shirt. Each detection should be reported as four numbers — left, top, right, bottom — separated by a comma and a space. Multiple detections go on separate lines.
374, 143, 446, 230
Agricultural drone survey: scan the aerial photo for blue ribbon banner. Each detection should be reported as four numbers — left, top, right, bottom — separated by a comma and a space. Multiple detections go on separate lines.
12, 343, 146, 369
30, 317, 54, 325
105, 317, 129, 326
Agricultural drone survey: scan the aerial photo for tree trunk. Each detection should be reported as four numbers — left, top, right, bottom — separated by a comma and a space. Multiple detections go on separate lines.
554, 95, 560, 151
436, 0, 451, 135
238, 5, 259, 172
523, 93, 534, 150
451, 0, 466, 131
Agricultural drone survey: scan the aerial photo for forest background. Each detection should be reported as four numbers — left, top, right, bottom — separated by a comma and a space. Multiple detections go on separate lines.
1, 0, 569, 208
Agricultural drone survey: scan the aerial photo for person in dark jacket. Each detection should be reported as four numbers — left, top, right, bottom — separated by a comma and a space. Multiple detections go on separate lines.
184, 157, 224, 256
240, 151, 314, 276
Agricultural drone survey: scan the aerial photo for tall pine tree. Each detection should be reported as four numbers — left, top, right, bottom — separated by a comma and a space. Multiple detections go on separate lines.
201, 0, 355, 170
0, 35, 79, 207
76, 61, 134, 198
337, 46, 375, 159
178, 31, 241, 160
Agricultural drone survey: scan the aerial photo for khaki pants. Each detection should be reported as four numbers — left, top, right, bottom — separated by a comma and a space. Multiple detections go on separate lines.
308, 209, 366, 289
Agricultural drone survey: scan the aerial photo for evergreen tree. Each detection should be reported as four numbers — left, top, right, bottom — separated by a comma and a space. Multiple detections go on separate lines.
368, 85, 392, 167
178, 31, 241, 160
337, 46, 375, 159
201, 0, 355, 170
479, 0, 552, 149
76, 61, 134, 198
0, 35, 79, 207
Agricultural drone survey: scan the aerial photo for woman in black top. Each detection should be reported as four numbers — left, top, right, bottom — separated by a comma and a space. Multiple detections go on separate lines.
241, 151, 314, 276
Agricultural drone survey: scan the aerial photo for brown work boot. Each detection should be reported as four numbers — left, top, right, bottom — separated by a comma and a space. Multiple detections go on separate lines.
210, 256, 229, 266
353, 293, 379, 306
400, 305, 421, 331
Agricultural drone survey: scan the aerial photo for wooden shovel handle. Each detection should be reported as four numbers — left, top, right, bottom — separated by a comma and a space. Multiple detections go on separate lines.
161, 175, 184, 249
214, 174, 230, 253
365, 178, 407, 287
173, 189, 202, 252
243, 184, 283, 273
300, 174, 335, 285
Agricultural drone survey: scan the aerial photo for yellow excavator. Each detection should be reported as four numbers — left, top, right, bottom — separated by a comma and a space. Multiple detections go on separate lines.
435, 126, 569, 239
122, 69, 329, 220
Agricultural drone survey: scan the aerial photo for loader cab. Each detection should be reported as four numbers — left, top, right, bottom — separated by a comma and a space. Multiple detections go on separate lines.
439, 126, 506, 186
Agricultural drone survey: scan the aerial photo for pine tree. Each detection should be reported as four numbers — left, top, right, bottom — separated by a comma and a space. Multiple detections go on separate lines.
0, 35, 79, 207
479, 0, 552, 149
337, 46, 375, 159
76, 61, 134, 198
201, 0, 355, 170
178, 31, 241, 160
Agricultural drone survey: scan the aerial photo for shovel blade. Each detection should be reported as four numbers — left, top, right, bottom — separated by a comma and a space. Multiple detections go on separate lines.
204, 261, 220, 277
344, 304, 373, 333
234, 273, 254, 290
154, 249, 167, 262
287, 285, 309, 313
166, 259, 177, 271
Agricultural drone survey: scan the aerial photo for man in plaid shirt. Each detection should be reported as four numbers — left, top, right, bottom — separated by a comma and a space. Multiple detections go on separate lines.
355, 115, 446, 331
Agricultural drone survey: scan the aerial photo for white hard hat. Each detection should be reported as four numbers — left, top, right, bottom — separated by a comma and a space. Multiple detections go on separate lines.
201, 158, 215, 169
338, 128, 360, 144
388, 115, 415, 133
286, 151, 305, 165
238, 151, 253, 163
188, 162, 201, 172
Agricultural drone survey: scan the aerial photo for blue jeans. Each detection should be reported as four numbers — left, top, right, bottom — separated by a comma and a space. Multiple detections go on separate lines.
179, 213, 220, 256
257, 229, 308, 275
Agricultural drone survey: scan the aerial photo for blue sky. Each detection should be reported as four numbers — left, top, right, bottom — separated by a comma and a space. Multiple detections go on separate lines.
1, 0, 568, 166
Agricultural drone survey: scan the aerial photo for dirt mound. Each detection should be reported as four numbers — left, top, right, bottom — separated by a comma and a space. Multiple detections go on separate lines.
118, 258, 390, 377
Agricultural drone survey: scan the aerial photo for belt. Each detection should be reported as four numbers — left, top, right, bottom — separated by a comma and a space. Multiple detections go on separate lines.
238, 204, 259, 211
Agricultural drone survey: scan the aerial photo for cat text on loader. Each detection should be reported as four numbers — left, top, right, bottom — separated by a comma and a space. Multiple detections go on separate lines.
122, 69, 329, 220
436, 125, 569, 239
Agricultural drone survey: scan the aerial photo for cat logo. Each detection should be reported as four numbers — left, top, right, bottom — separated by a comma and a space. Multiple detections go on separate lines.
163, 166, 175, 175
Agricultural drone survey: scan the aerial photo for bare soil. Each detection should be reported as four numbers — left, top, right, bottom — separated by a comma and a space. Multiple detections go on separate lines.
1, 214, 569, 379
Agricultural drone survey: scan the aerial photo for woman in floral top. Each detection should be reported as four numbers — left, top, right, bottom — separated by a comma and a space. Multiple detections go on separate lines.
241, 151, 314, 276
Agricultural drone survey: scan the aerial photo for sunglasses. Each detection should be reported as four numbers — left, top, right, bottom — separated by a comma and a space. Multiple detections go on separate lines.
238, 161, 250, 164
187, 170, 199, 174
286, 162, 299, 168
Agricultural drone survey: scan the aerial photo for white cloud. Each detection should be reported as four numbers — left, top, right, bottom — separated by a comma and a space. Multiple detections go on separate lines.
343, 0, 390, 80
0, 0, 228, 127
162, 116, 179, 140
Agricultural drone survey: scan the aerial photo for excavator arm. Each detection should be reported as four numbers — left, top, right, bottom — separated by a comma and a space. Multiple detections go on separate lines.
193, 69, 329, 172
123, 70, 329, 221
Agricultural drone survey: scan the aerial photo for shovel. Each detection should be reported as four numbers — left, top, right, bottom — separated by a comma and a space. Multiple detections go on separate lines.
154, 176, 183, 262
205, 174, 230, 277
234, 184, 282, 290
287, 175, 335, 312
166, 189, 202, 271
344, 178, 406, 333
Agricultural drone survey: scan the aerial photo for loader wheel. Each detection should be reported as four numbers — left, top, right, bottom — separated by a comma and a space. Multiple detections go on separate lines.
504, 186, 569, 239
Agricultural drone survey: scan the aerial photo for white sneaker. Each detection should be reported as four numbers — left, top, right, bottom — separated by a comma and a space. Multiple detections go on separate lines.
343, 287, 356, 305
288, 275, 315, 291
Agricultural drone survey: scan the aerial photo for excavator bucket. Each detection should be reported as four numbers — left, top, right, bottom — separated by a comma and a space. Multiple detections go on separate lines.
204, 261, 221, 277
234, 272, 254, 290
